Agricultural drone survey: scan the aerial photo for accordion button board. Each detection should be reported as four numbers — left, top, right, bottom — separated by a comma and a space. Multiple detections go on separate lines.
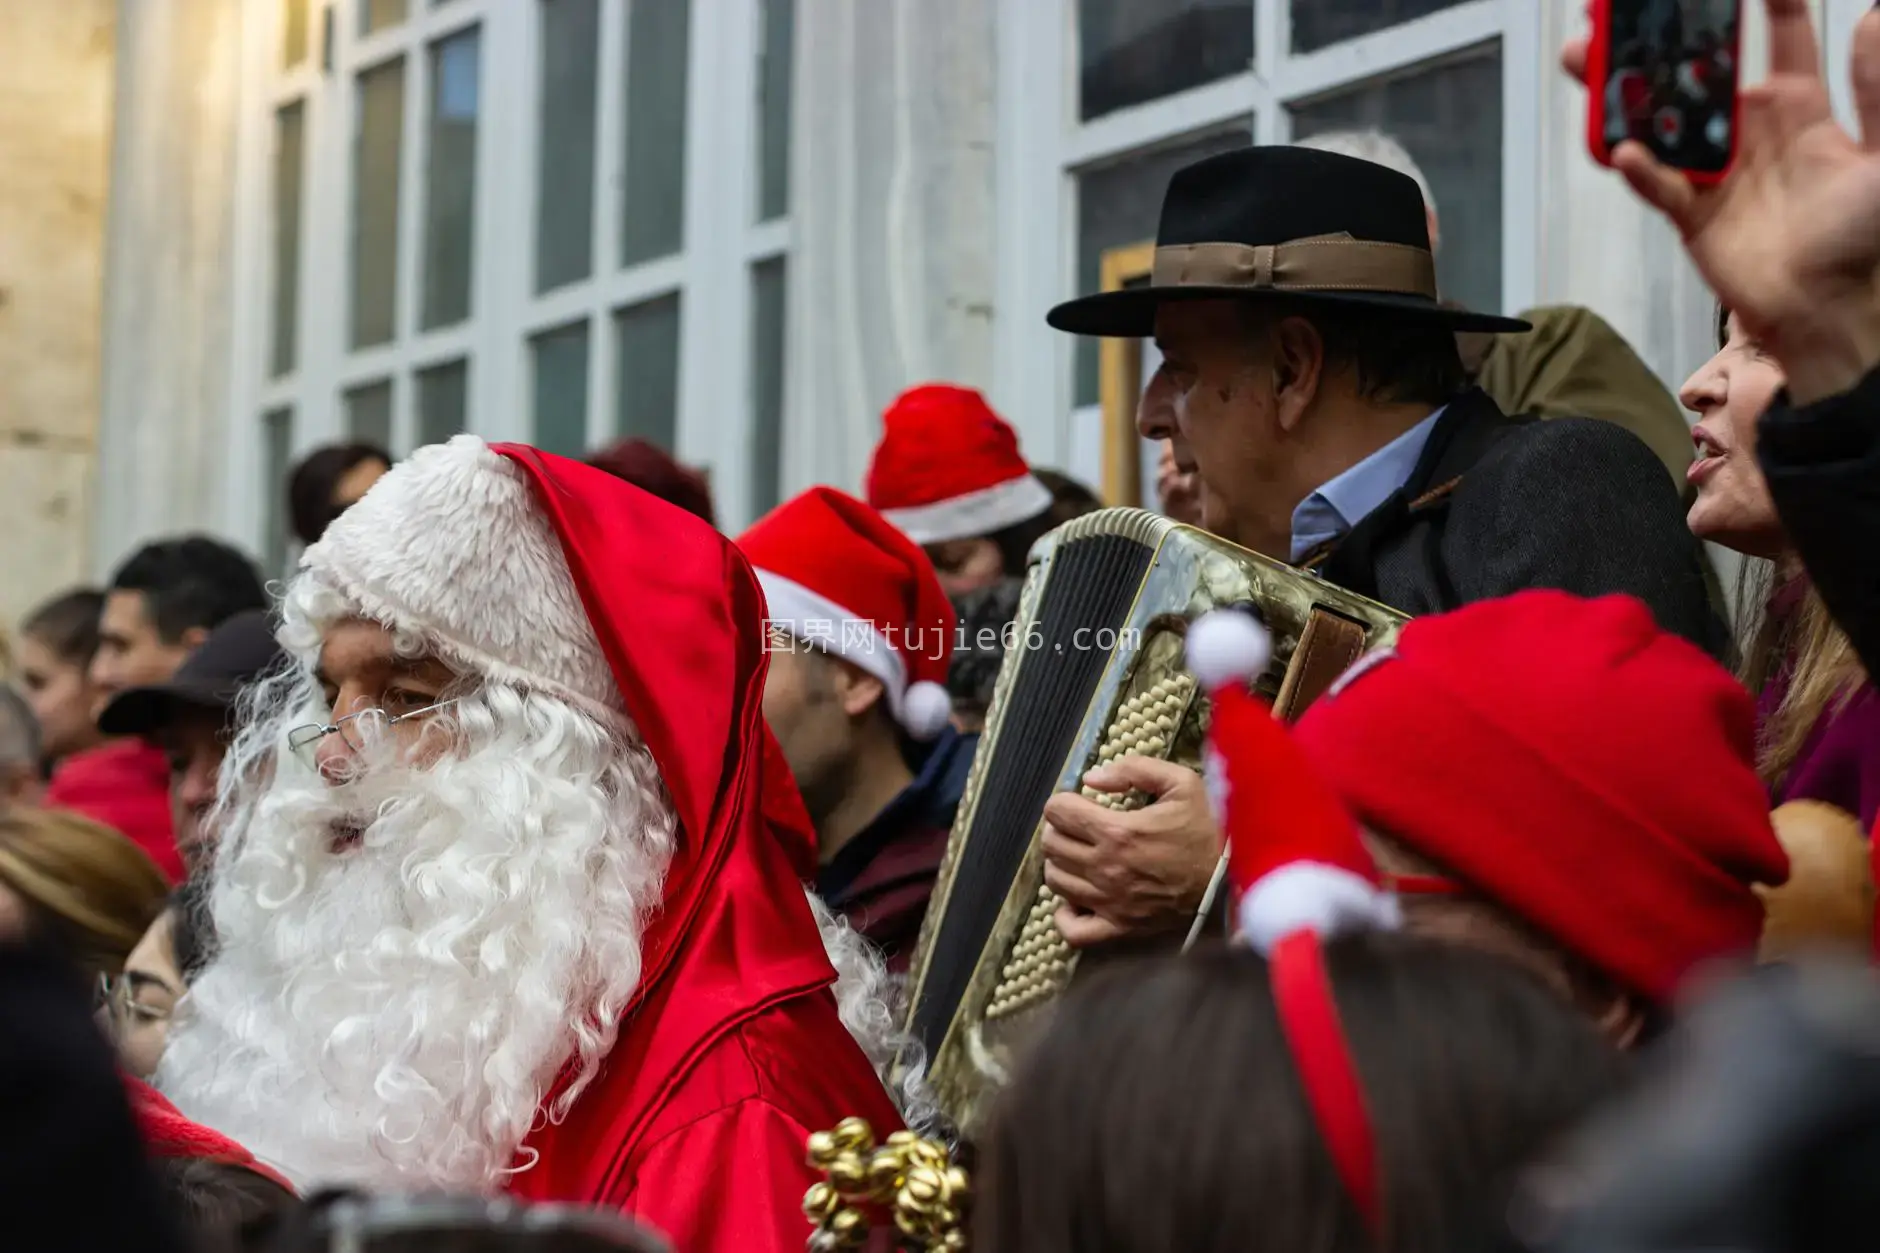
898, 508, 1408, 1135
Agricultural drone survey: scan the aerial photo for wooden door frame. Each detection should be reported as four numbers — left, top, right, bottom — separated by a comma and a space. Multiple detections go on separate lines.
1097, 239, 1156, 506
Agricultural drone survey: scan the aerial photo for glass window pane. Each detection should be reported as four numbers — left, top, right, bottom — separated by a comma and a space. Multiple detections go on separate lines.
1292, 0, 1471, 54
352, 58, 407, 349
362, 0, 409, 35
532, 321, 592, 457
621, 0, 691, 265
263, 409, 293, 577
346, 381, 395, 451
1079, 0, 1253, 122
271, 102, 306, 378
612, 295, 681, 449
1291, 48, 1503, 318
749, 259, 786, 520
756, 0, 794, 222
1073, 127, 1250, 406
536, 0, 601, 293
422, 27, 480, 330
282, 0, 310, 67
418, 360, 469, 448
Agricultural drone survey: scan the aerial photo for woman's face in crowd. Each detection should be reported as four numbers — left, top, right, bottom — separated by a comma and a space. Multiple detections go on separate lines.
1678, 313, 1787, 559
17, 633, 102, 762
924, 538, 1005, 598
332, 457, 390, 517
111, 910, 183, 1079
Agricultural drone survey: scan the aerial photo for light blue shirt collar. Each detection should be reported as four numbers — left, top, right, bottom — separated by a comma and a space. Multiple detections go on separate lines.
1288, 408, 1444, 564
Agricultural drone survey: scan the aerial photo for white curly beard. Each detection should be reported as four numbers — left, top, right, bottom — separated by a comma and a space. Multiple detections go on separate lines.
156, 628, 677, 1194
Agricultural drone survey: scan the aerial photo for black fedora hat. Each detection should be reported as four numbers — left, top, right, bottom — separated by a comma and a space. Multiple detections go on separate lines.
1047, 145, 1530, 338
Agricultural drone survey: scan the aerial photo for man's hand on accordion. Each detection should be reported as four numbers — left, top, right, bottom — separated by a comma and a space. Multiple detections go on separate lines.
1040, 756, 1223, 948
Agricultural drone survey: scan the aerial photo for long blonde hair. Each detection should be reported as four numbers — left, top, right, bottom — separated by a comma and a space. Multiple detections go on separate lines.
0, 807, 169, 978
1741, 572, 1866, 789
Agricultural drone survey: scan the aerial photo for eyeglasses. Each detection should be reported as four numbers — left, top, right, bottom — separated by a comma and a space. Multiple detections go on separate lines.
286, 699, 458, 769
97, 971, 176, 1031
293, 1190, 672, 1252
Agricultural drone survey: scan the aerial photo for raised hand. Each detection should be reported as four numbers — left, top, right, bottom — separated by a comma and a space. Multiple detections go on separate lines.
1566, 1, 1880, 403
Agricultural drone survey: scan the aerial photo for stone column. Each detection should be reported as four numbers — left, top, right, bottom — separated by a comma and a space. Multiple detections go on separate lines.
91, 0, 244, 576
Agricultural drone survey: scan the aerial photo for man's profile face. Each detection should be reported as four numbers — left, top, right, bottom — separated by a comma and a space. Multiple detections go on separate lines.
310, 619, 461, 780
761, 643, 851, 817
160, 707, 230, 866
1147, 301, 1293, 558
92, 591, 197, 702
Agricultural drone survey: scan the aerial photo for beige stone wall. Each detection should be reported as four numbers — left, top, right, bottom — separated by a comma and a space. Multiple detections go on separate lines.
0, 0, 117, 651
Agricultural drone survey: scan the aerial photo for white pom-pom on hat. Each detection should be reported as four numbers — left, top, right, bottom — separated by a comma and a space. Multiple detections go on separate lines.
1187, 609, 1273, 691
1235, 862, 1402, 956
901, 679, 954, 740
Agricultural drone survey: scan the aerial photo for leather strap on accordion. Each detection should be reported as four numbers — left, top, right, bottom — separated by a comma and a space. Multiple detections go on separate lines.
1273, 607, 1370, 720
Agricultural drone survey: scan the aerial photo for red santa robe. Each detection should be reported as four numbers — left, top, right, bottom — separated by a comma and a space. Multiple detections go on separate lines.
492, 446, 904, 1251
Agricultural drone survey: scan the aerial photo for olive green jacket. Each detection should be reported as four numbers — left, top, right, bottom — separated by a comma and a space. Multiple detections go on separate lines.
1460, 304, 1694, 491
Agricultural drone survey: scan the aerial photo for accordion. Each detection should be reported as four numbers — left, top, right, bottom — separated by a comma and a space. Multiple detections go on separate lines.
901, 508, 1408, 1133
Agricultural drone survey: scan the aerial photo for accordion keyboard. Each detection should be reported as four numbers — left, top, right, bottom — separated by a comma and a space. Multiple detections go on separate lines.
898, 508, 1407, 1133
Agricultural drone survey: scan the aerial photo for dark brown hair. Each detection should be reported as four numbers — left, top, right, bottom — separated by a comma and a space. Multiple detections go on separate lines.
22, 588, 106, 666
585, 439, 716, 529
156, 1156, 300, 1253
288, 443, 393, 547
975, 935, 1625, 1253
1031, 468, 1103, 529
1243, 300, 1467, 408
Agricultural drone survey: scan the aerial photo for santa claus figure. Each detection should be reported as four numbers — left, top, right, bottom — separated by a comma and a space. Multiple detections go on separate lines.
156, 437, 903, 1250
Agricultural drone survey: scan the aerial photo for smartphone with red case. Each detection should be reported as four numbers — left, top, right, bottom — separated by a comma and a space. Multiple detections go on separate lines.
1586, 0, 1743, 185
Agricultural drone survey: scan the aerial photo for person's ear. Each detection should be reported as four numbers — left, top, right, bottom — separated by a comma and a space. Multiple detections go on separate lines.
831, 661, 888, 721
177, 626, 211, 653
1425, 205, 1441, 255
1271, 316, 1327, 434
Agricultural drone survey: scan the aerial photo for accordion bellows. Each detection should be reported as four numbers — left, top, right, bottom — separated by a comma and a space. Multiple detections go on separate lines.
900, 508, 1407, 1133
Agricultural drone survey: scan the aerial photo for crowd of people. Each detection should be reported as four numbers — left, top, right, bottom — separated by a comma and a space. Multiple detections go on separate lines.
2, 2, 1879, 1249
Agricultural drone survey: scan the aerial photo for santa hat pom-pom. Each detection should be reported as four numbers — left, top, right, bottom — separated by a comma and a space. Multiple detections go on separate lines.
901, 680, 955, 740
1187, 609, 1273, 691
1235, 862, 1402, 955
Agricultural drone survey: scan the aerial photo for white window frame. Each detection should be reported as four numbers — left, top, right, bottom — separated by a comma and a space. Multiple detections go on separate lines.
993, 0, 1542, 471
224, 0, 791, 562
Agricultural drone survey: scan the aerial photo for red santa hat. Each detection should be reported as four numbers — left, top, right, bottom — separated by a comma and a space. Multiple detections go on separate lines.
1187, 607, 1396, 1235
864, 384, 1055, 545
298, 436, 841, 1090
737, 486, 957, 740
303, 436, 628, 729
1292, 590, 1790, 1004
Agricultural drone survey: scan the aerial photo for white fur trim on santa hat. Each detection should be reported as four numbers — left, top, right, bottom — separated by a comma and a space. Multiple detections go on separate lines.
1234, 861, 1402, 956
758, 569, 949, 739
301, 435, 625, 726
880, 474, 1055, 545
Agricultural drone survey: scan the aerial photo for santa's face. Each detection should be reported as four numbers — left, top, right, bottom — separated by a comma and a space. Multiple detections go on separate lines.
157, 583, 678, 1195
301, 619, 464, 794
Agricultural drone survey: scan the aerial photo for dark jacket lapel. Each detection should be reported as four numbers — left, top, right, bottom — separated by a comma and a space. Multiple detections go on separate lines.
1318, 388, 1528, 600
